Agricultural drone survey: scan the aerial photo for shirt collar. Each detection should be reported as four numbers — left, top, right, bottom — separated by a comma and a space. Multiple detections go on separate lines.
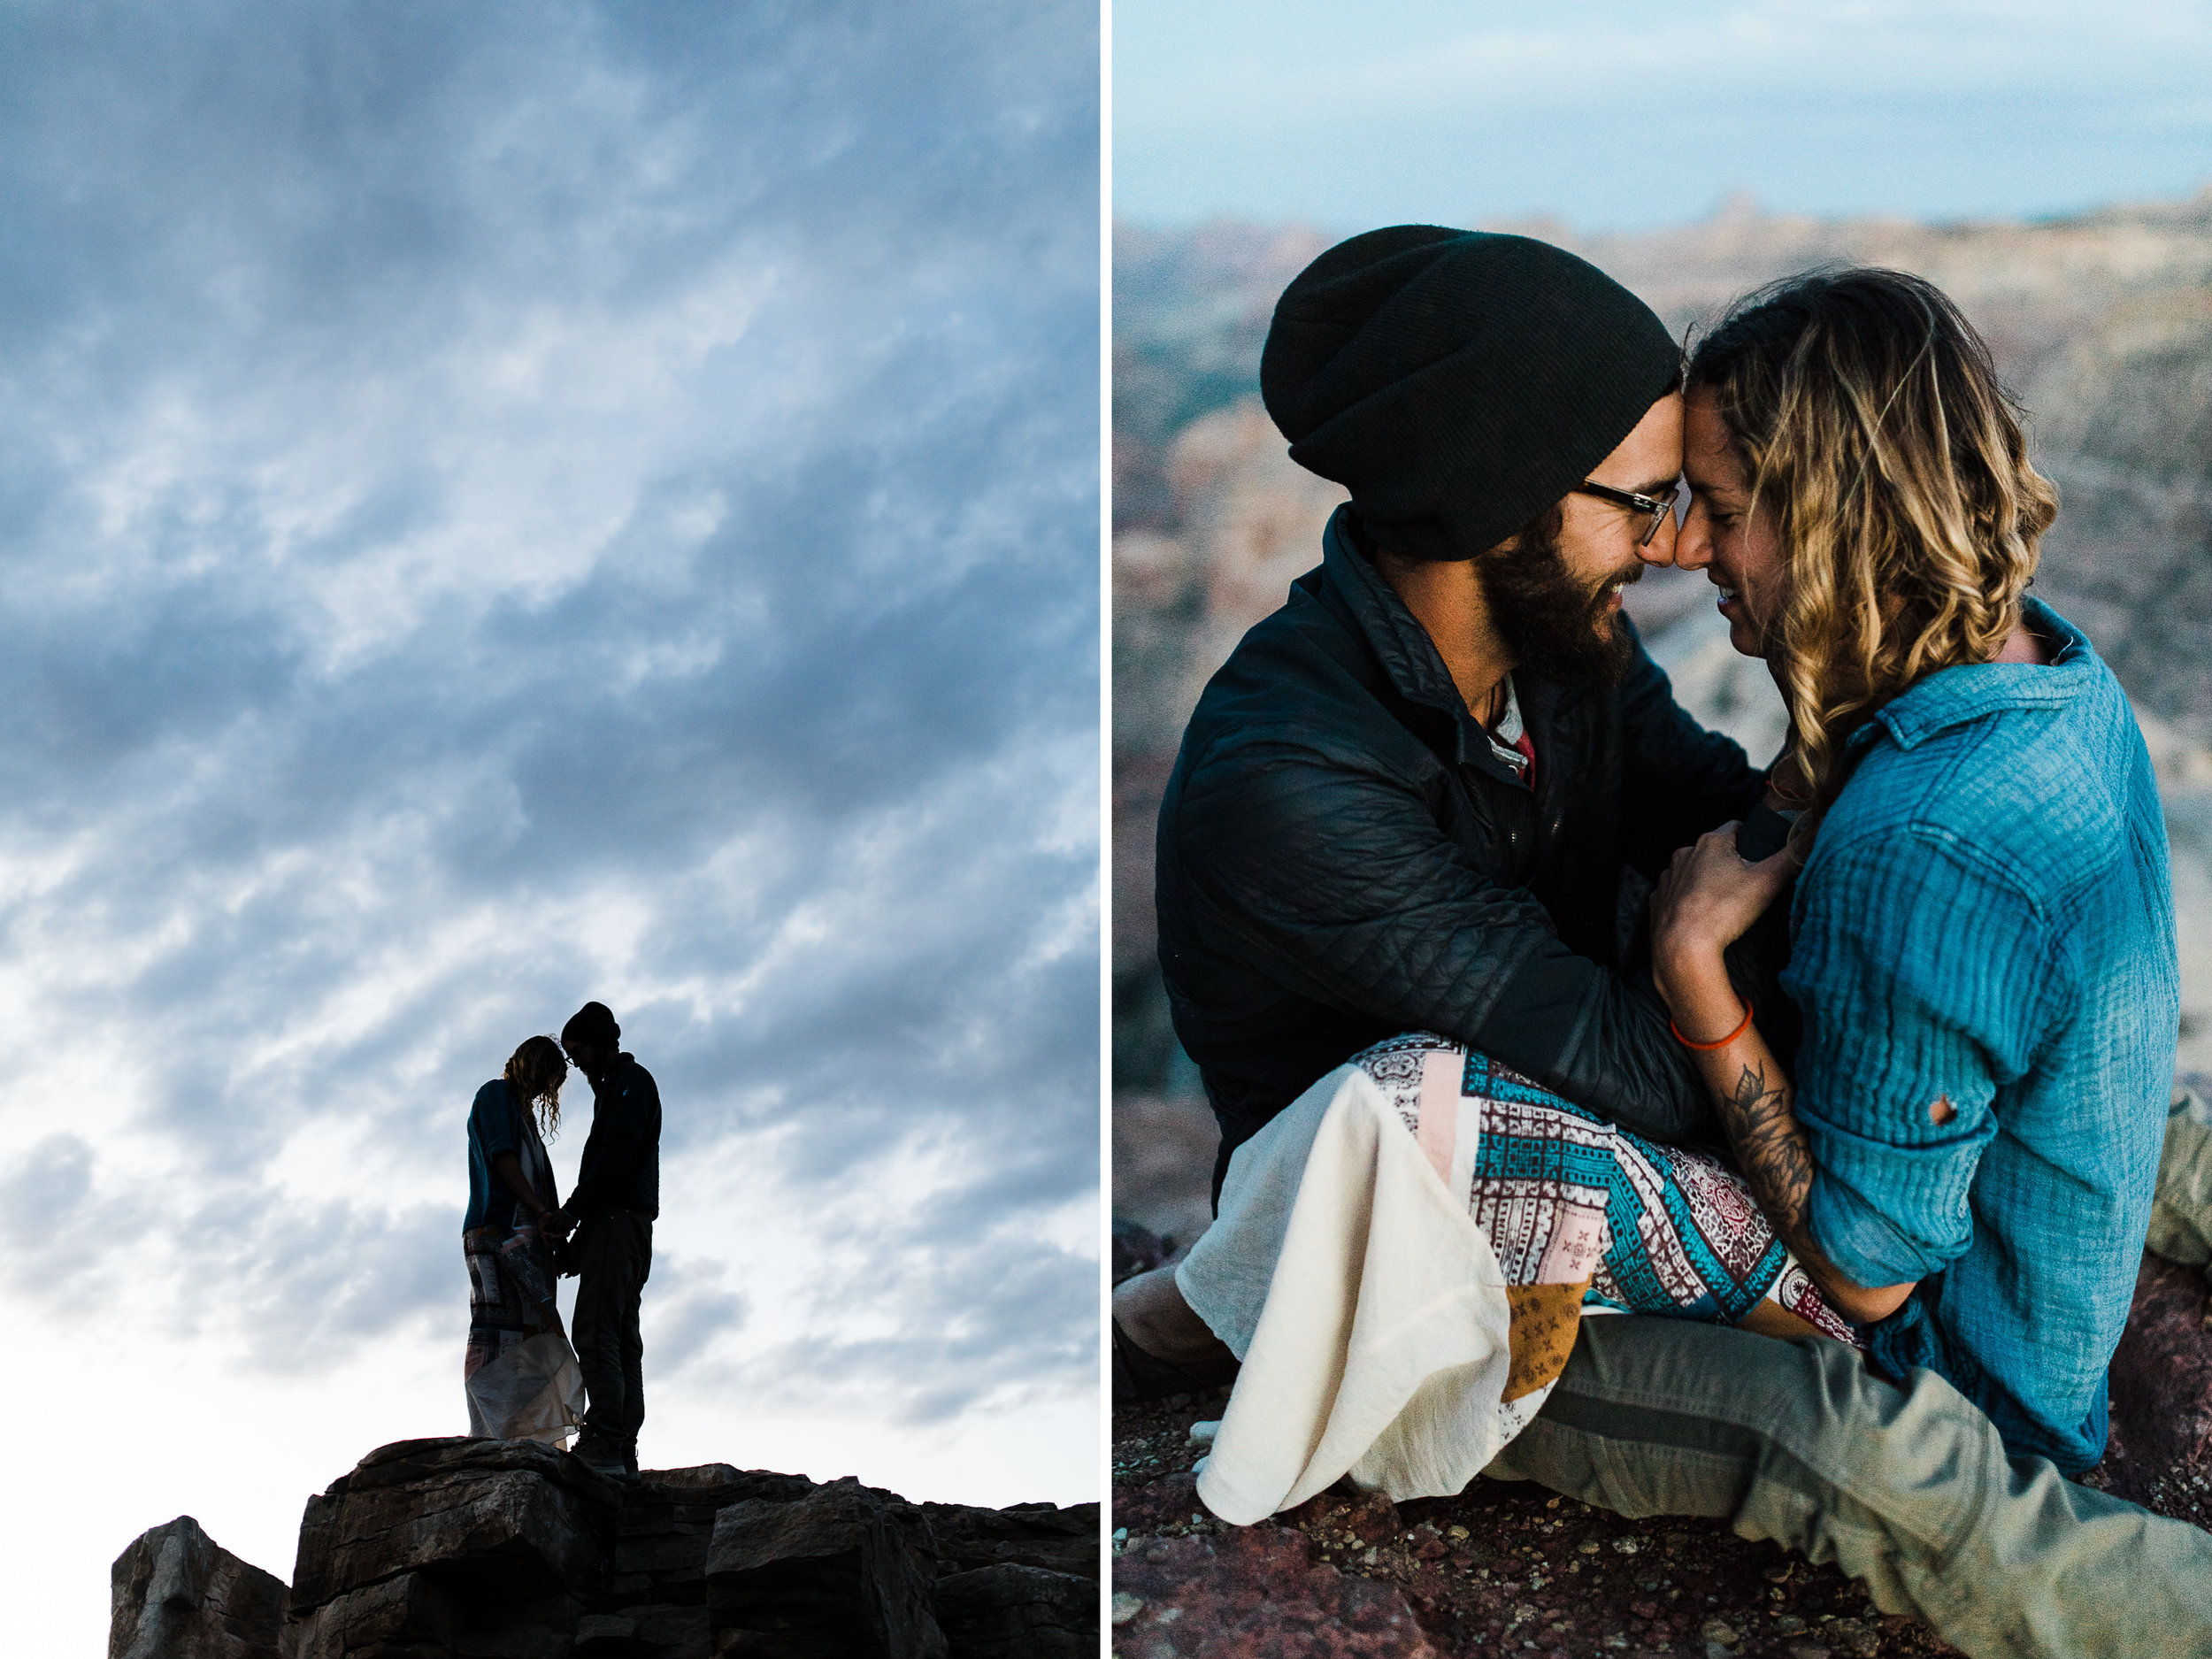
1318, 505, 1543, 777
1851, 597, 2096, 756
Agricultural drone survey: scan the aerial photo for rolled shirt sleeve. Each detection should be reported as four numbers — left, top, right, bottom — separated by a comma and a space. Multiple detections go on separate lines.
1784, 828, 2056, 1288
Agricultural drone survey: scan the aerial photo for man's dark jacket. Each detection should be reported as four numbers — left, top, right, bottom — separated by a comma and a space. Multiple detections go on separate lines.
1157, 506, 1764, 1195
568, 1053, 661, 1221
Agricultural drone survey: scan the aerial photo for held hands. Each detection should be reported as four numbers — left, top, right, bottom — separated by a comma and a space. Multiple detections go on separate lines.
541, 1205, 580, 1277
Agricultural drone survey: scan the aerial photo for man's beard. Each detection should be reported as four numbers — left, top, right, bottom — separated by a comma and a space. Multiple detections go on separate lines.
1473, 519, 1636, 687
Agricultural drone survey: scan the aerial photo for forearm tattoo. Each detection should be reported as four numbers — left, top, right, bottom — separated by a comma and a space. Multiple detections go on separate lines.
1720, 1059, 1817, 1256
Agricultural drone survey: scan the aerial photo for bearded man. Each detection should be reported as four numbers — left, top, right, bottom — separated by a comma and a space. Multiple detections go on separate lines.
1117, 228, 1763, 1393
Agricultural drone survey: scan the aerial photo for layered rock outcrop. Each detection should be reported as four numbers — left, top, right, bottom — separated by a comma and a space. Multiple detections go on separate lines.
111, 1517, 289, 1659
110, 1438, 1098, 1659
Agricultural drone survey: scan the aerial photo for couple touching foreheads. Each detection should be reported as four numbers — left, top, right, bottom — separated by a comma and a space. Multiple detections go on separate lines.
462, 1000, 663, 1483
1116, 227, 2212, 1656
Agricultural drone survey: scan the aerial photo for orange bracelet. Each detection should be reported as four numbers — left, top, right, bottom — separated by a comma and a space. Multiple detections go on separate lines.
1671, 999, 1755, 1051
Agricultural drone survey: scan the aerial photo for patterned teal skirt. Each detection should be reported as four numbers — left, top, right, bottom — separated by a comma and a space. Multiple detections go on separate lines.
1350, 1033, 1857, 1345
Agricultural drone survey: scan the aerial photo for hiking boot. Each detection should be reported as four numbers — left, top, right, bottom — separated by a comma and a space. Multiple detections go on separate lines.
570, 1431, 629, 1479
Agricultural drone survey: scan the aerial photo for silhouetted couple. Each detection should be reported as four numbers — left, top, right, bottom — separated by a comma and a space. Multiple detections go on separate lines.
463, 1000, 663, 1483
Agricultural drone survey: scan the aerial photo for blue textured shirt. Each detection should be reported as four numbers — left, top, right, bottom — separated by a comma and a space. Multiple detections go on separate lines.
1783, 599, 2177, 1472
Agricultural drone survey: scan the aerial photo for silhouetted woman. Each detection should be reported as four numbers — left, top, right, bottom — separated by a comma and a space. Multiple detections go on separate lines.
463, 1034, 584, 1442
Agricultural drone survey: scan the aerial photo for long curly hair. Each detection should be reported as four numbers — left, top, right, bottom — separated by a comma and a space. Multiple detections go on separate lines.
504, 1034, 567, 1139
1686, 268, 2058, 839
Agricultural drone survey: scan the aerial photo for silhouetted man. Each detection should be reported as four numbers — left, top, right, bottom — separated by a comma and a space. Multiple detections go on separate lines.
547, 1000, 661, 1482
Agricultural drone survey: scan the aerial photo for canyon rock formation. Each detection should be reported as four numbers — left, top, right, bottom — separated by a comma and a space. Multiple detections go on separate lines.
109, 1438, 1097, 1659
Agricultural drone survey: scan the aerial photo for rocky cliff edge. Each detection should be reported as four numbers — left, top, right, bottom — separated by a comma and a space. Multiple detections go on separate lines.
111, 1436, 1099, 1659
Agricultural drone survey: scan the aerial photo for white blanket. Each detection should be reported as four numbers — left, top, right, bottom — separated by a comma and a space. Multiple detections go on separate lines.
1179, 1060, 1536, 1525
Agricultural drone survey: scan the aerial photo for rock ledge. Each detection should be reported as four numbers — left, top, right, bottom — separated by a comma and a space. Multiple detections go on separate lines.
111, 1436, 1097, 1658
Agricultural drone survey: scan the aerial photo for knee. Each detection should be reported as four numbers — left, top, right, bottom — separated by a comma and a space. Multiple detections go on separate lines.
1745, 1345, 2007, 1537
1570, 1321, 1978, 1490
1489, 1417, 1748, 1521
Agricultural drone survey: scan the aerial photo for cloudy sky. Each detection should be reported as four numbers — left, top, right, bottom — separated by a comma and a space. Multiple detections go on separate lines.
0, 1, 1098, 1643
1115, 0, 2212, 230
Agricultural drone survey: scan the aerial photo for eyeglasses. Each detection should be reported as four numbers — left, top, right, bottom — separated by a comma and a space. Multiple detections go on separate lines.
1576, 478, 1684, 547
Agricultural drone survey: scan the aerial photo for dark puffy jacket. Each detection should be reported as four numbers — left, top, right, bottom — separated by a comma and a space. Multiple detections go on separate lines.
1157, 506, 1763, 1196
569, 1053, 661, 1221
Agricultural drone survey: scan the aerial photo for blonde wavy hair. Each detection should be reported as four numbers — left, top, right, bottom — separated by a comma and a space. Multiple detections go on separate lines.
504, 1034, 567, 1138
1686, 268, 2059, 835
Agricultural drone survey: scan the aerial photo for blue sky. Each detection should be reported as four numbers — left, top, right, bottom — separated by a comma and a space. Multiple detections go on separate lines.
0, 1, 1098, 1641
1114, 0, 2212, 229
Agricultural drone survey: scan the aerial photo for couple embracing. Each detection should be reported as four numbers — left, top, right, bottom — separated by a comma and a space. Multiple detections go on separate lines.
1116, 228, 2212, 1656
462, 1000, 662, 1483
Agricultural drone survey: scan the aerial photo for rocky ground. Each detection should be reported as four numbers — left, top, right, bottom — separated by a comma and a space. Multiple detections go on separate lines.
1110, 1238, 2212, 1659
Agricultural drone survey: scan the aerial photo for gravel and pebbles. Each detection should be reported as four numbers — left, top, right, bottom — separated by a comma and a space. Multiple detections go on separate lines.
1115, 1381, 1964, 1658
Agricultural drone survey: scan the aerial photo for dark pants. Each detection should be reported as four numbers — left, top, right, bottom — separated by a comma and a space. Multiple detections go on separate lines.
572, 1210, 652, 1450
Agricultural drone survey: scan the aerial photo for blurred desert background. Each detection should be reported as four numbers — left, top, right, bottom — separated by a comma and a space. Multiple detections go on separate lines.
1113, 193, 2212, 1248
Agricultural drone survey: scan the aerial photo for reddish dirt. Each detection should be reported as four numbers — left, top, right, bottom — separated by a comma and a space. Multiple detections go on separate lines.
1113, 1384, 1956, 1657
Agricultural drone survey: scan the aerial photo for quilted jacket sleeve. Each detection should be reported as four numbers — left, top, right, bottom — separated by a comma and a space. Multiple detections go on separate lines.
1172, 732, 1714, 1142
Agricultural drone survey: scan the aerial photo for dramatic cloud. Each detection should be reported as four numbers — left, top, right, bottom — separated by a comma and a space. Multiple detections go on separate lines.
0, 2, 1099, 1642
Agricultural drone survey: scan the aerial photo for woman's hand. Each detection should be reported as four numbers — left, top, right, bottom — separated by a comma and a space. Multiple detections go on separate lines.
1650, 825, 1794, 1033
1653, 824, 1794, 957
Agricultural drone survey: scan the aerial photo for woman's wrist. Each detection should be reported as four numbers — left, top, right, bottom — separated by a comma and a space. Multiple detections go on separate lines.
1654, 928, 1724, 993
1654, 938, 1741, 1033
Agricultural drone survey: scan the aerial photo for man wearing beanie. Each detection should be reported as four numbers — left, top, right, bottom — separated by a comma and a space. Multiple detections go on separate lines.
548, 1000, 661, 1481
1118, 227, 1757, 1382
1117, 227, 2170, 1654
1161, 225, 1752, 1202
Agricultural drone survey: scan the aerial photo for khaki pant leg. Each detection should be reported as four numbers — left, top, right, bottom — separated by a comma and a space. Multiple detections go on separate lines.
2148, 1087, 2212, 1267
1484, 1317, 2212, 1659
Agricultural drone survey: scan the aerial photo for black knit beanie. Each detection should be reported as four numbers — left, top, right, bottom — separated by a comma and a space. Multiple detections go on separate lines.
562, 1001, 620, 1049
1261, 227, 1679, 561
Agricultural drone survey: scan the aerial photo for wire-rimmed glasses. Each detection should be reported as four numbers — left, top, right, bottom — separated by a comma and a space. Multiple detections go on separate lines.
1575, 478, 1684, 547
